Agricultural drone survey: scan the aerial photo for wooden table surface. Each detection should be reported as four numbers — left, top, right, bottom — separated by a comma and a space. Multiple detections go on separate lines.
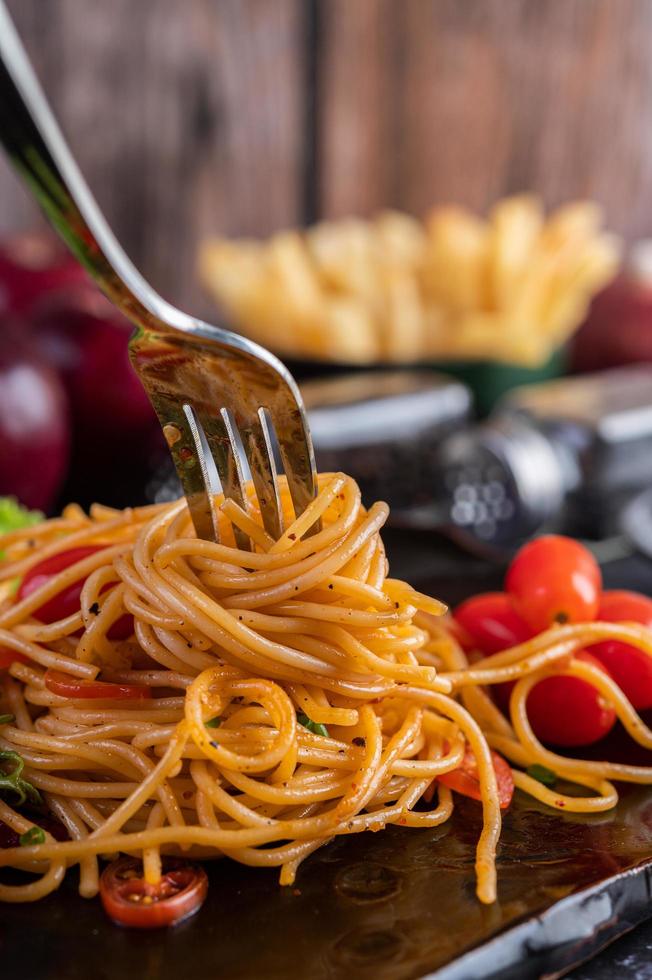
1, 0, 652, 316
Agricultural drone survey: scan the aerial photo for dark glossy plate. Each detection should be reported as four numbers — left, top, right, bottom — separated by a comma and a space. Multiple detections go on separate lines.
3, 532, 652, 980
3, 789, 652, 980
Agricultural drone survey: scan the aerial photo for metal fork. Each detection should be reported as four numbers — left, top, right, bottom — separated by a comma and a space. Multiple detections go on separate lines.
0, 3, 318, 548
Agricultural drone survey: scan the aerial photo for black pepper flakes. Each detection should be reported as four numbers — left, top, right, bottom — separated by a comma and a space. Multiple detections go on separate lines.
89, 602, 100, 616
352, 736, 366, 748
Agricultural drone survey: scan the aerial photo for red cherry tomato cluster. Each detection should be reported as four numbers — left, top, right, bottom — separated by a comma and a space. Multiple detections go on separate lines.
453, 535, 652, 748
0, 546, 133, 670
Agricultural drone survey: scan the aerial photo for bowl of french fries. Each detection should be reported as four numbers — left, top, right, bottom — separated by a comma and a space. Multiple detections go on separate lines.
198, 195, 620, 407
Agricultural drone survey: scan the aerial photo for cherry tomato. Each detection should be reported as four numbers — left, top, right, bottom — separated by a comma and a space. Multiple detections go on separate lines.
590, 590, 652, 710
100, 857, 208, 928
453, 593, 532, 712
17, 546, 132, 640
438, 746, 514, 809
525, 650, 616, 747
506, 535, 602, 632
44, 669, 151, 701
453, 593, 533, 654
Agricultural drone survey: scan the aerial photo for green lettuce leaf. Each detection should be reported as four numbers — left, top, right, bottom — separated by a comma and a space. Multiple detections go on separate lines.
0, 498, 43, 563
0, 498, 43, 537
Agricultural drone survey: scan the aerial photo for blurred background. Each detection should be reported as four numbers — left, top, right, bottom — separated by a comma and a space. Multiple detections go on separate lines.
3, 0, 652, 561
3, 0, 652, 313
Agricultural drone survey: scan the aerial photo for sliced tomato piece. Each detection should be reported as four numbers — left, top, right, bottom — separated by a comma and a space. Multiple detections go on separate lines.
438, 746, 514, 809
17, 545, 133, 639
100, 857, 208, 928
0, 647, 28, 669
44, 669, 151, 701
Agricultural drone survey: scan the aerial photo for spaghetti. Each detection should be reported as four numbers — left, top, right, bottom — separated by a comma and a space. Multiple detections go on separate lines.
1, 473, 652, 914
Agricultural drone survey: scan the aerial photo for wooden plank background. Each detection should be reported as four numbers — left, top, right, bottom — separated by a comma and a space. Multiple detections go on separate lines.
1, 0, 652, 316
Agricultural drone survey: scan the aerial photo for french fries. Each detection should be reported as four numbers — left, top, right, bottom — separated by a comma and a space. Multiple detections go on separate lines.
198, 197, 620, 366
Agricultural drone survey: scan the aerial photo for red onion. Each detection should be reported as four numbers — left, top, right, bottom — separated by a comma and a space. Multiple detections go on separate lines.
0, 330, 70, 510
30, 283, 158, 444
0, 232, 87, 317
572, 241, 652, 373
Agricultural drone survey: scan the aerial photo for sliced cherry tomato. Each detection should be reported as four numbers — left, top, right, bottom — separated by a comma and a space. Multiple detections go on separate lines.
0, 647, 28, 669
438, 746, 514, 809
17, 545, 133, 640
44, 669, 151, 701
453, 592, 532, 712
525, 650, 616, 747
590, 590, 652, 710
506, 535, 602, 632
100, 857, 208, 928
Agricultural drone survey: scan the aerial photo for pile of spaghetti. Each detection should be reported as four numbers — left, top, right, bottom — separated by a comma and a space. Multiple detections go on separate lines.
2, 473, 652, 918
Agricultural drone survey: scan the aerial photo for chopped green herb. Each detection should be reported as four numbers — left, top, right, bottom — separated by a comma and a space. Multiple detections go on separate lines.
526, 764, 557, 788
0, 714, 14, 726
205, 716, 222, 729
19, 826, 46, 846
297, 712, 329, 738
0, 749, 42, 807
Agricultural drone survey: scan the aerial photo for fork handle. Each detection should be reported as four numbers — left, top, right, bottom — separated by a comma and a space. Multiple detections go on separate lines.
0, 2, 189, 335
